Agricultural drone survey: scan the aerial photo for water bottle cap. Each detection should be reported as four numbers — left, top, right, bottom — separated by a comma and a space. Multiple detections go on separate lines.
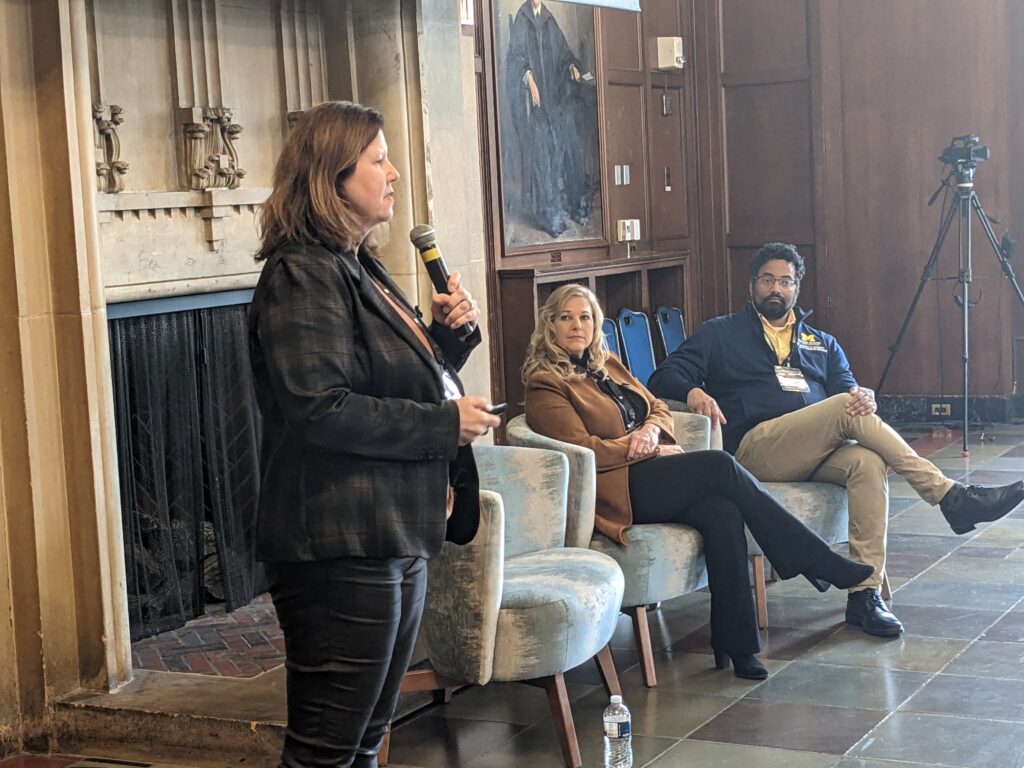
609, 695, 623, 704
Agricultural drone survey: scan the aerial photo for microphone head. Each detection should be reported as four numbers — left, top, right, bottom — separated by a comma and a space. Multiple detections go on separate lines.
409, 224, 436, 250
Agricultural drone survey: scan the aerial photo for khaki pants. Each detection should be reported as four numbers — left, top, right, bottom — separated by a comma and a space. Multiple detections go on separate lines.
735, 394, 954, 590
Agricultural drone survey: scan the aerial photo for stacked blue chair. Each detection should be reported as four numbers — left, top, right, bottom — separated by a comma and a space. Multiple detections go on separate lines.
654, 306, 686, 356
616, 309, 657, 386
601, 317, 621, 359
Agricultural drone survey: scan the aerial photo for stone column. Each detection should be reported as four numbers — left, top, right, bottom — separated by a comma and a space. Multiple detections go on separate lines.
414, 0, 492, 398
0, 0, 128, 752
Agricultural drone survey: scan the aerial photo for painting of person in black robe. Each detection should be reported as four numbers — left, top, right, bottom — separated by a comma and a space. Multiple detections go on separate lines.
503, 0, 600, 243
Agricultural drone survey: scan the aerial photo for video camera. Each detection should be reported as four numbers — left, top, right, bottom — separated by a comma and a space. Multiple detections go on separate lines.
939, 134, 990, 167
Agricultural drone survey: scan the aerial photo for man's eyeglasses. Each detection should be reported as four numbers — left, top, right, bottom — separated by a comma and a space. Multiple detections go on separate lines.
755, 275, 799, 289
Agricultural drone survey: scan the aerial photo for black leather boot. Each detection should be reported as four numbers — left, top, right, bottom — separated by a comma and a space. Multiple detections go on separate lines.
846, 589, 904, 637
939, 480, 1024, 534
802, 549, 874, 592
714, 649, 768, 680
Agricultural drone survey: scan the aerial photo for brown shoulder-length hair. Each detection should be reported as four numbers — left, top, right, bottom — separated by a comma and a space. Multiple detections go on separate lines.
256, 101, 384, 261
521, 284, 610, 383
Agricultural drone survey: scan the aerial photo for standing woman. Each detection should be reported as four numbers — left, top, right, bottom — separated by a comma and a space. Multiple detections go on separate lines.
249, 101, 499, 767
522, 285, 872, 680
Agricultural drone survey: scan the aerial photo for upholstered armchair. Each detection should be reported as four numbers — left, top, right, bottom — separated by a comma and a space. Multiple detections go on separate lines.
413, 445, 626, 768
507, 411, 712, 688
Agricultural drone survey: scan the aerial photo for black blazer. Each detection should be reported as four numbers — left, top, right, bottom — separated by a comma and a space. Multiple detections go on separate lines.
248, 242, 482, 562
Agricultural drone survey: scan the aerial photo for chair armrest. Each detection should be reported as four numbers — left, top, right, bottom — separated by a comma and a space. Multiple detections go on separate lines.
507, 416, 596, 550
424, 489, 504, 685
669, 411, 713, 452
665, 401, 723, 451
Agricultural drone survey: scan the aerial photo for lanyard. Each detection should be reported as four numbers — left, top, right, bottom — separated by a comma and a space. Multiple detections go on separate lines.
368, 276, 461, 400
369, 275, 435, 357
784, 330, 797, 367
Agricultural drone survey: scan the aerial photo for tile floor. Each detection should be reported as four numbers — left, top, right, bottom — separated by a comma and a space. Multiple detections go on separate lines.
384, 425, 1024, 768
44, 423, 1024, 768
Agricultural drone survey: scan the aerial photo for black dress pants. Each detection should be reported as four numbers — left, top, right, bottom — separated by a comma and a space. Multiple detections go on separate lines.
628, 450, 830, 655
267, 556, 427, 768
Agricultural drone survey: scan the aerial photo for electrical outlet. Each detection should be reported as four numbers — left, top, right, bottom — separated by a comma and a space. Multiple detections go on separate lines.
930, 403, 951, 416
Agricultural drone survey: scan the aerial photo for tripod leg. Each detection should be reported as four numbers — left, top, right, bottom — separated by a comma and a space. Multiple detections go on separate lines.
971, 194, 1024, 308
961, 195, 971, 456
877, 197, 960, 393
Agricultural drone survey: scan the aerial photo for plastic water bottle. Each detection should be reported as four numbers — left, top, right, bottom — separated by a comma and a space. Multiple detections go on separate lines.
602, 694, 632, 768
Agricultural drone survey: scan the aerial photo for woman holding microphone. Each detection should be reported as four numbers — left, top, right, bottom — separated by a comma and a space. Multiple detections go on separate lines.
248, 100, 498, 767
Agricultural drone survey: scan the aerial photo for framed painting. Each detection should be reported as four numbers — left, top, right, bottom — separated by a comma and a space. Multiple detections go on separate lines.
494, 0, 603, 250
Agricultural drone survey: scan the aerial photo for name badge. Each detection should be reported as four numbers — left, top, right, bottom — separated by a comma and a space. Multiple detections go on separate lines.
775, 365, 810, 392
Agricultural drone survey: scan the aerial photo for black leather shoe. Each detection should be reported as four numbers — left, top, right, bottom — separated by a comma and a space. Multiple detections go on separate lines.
714, 649, 768, 680
846, 589, 904, 637
939, 481, 1024, 534
803, 549, 875, 592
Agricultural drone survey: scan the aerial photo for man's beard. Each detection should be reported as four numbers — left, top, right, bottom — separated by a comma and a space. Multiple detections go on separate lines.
757, 296, 789, 321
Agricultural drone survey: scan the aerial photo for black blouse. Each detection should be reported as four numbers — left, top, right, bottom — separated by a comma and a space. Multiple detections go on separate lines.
571, 352, 649, 433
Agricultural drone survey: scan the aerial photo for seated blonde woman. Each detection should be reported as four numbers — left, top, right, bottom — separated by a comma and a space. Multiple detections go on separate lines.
522, 285, 872, 680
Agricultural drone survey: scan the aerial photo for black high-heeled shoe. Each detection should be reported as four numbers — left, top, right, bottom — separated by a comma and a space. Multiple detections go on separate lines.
803, 549, 874, 593
713, 649, 768, 680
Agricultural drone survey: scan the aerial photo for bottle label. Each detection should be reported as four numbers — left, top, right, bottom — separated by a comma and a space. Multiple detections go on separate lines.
604, 721, 631, 739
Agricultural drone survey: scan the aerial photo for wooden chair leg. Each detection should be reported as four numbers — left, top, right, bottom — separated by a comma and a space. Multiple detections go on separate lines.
379, 668, 460, 765
432, 687, 453, 704
881, 571, 892, 601
627, 605, 657, 688
593, 642, 621, 697
540, 673, 582, 768
751, 554, 768, 630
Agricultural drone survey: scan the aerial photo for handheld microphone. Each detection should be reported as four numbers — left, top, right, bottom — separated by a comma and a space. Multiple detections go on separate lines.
410, 224, 473, 340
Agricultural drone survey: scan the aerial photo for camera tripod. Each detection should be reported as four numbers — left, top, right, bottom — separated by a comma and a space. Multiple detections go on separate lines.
877, 154, 1024, 455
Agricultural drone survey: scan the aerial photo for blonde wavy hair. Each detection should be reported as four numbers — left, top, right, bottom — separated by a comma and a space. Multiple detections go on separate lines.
521, 284, 611, 383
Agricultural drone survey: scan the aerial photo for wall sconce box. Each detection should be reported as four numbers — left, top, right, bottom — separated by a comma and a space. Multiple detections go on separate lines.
651, 36, 685, 70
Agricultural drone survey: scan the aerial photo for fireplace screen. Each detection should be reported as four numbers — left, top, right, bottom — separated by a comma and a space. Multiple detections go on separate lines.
111, 303, 262, 641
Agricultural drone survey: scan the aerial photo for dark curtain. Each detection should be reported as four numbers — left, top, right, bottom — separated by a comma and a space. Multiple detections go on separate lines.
112, 303, 263, 641
198, 305, 264, 612
112, 312, 204, 642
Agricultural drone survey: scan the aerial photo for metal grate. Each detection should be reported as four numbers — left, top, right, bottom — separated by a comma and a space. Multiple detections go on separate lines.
111, 304, 262, 642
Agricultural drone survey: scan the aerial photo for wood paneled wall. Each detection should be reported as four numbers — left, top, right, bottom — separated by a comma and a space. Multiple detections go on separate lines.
716, 0, 818, 312
824, 0, 1020, 396
601, 2, 696, 255
699, 0, 1024, 396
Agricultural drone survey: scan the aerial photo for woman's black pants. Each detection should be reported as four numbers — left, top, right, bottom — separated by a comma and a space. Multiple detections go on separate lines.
266, 556, 426, 768
628, 450, 829, 655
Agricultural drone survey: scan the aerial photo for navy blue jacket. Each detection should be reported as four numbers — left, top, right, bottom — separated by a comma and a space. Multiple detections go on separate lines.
648, 303, 857, 453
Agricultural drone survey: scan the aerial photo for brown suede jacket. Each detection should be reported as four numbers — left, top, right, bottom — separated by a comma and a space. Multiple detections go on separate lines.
524, 355, 676, 544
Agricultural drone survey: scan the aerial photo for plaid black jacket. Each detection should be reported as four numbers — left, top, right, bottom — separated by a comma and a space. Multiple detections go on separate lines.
248, 243, 482, 562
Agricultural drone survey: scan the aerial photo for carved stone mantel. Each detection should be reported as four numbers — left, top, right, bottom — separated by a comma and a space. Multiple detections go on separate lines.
179, 106, 246, 191
93, 103, 129, 192
96, 187, 270, 252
